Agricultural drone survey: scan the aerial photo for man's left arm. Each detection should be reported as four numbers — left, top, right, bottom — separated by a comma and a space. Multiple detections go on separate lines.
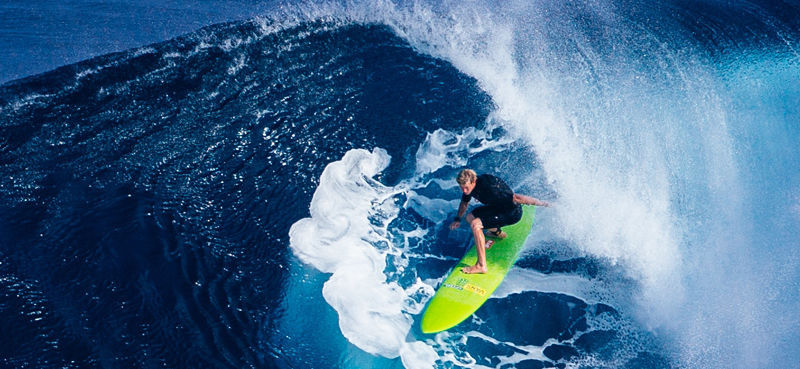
513, 193, 550, 207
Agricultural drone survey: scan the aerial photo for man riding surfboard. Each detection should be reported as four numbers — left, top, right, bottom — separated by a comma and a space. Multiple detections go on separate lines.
449, 169, 551, 274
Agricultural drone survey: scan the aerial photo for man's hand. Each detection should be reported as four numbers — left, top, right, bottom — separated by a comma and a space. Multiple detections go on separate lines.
449, 220, 461, 230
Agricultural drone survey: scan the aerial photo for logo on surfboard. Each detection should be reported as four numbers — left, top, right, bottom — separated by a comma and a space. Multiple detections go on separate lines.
442, 277, 487, 296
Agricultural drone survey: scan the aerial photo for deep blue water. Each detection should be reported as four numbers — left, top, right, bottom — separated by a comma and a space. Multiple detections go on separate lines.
0, 0, 280, 84
2, 1, 799, 368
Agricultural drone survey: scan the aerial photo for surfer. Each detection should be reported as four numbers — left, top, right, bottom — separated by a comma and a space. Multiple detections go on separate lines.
449, 169, 550, 274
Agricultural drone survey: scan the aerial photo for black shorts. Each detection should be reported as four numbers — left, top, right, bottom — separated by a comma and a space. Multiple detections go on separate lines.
471, 204, 523, 229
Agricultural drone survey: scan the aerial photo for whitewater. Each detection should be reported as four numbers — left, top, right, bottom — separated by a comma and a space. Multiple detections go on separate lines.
286, 1, 800, 367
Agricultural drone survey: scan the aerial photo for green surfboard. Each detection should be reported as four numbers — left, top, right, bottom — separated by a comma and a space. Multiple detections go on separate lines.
420, 206, 536, 334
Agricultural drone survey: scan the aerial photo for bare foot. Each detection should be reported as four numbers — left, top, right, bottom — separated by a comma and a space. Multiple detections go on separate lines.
486, 229, 507, 239
461, 264, 487, 274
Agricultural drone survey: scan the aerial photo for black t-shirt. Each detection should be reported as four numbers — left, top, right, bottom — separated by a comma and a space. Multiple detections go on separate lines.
461, 174, 515, 208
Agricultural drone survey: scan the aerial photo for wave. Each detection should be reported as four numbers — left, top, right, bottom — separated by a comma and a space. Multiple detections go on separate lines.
282, 1, 800, 368
0, 13, 492, 369
1, 0, 799, 368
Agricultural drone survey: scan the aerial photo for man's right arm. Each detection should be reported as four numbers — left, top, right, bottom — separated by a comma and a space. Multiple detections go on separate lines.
457, 200, 469, 218
450, 200, 470, 230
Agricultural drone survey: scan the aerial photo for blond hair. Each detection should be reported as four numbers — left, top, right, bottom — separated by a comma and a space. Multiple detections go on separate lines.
456, 169, 477, 185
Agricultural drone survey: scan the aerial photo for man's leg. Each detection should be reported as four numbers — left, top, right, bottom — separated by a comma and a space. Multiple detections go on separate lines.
485, 205, 520, 239
462, 213, 488, 274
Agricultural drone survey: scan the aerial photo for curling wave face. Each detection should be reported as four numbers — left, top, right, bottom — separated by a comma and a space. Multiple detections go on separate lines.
0, 18, 490, 368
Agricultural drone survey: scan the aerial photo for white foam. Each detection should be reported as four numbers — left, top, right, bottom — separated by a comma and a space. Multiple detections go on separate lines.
413, 126, 514, 178
494, 268, 610, 306
227, 54, 247, 75
405, 191, 456, 225
288, 121, 523, 366
413, 129, 472, 177
289, 148, 437, 365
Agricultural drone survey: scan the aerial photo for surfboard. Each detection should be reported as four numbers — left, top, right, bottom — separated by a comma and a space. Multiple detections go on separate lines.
420, 205, 536, 334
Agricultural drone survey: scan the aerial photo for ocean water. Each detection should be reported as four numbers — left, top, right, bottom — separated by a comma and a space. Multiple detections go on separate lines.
1, 1, 799, 368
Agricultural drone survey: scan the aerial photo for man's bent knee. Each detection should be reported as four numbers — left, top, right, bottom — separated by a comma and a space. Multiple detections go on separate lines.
469, 217, 483, 232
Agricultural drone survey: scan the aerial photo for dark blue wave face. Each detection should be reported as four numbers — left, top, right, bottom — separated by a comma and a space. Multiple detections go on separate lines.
0, 20, 491, 368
